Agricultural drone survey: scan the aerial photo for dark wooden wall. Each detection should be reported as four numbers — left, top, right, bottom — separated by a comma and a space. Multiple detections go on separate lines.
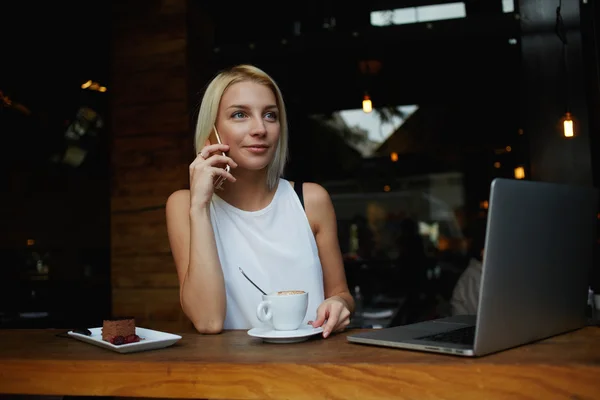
110, 0, 194, 332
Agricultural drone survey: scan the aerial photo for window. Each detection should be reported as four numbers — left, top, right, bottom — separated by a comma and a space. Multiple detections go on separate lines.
502, 0, 515, 13
371, 3, 467, 27
309, 105, 419, 157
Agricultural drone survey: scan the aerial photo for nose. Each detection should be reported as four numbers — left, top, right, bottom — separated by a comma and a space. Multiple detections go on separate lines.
249, 118, 267, 137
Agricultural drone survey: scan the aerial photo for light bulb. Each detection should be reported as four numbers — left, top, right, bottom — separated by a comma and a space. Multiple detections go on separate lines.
362, 95, 372, 113
514, 166, 525, 180
563, 112, 574, 138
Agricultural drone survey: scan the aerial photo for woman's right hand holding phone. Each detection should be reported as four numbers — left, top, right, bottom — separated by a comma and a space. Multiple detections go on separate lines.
189, 144, 237, 210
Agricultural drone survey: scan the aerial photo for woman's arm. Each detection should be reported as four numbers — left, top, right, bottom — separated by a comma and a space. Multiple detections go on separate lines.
165, 190, 226, 334
302, 182, 355, 336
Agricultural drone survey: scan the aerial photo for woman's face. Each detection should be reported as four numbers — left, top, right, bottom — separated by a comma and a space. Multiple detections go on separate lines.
214, 80, 280, 172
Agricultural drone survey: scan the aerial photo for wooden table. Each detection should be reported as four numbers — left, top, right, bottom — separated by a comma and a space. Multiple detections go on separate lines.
0, 327, 599, 399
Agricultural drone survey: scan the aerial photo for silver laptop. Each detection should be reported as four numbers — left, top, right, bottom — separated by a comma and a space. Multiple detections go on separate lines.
347, 178, 598, 357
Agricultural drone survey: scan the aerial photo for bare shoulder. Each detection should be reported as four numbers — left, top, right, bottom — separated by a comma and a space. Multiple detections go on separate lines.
166, 189, 191, 214
302, 182, 332, 208
287, 181, 332, 208
289, 181, 335, 234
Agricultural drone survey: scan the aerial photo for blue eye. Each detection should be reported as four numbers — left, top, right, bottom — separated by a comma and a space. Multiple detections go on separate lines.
265, 112, 278, 120
232, 111, 245, 119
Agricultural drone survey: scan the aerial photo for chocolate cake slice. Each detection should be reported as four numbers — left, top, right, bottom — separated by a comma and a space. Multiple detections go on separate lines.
101, 317, 140, 345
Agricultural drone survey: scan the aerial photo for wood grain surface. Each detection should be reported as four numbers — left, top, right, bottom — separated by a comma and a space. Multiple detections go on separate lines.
109, 0, 192, 332
0, 328, 599, 399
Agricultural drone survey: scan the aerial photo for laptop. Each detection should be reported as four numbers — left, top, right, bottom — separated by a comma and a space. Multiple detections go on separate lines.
347, 178, 598, 357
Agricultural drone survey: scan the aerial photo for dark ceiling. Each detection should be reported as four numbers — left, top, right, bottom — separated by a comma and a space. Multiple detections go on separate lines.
192, 0, 522, 112
1, 0, 522, 139
0, 0, 522, 114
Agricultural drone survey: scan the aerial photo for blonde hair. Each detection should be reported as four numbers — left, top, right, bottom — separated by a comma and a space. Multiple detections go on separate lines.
194, 64, 288, 190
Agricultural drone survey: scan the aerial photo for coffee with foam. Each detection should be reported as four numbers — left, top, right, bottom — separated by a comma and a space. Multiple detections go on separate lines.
276, 290, 305, 296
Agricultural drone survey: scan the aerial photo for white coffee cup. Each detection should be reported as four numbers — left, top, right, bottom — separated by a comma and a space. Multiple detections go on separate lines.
256, 291, 308, 331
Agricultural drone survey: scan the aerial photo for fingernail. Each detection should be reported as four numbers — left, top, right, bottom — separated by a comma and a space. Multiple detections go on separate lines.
323, 331, 329, 338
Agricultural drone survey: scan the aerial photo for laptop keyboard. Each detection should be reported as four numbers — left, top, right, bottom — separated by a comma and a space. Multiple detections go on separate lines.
415, 326, 476, 345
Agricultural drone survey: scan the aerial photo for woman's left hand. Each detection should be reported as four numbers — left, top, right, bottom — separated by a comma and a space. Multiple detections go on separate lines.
309, 296, 351, 338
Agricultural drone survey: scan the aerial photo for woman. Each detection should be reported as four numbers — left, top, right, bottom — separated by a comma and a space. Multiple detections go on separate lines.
166, 64, 354, 337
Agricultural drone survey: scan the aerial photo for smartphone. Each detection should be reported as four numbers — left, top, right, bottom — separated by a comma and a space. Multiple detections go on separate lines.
209, 126, 230, 189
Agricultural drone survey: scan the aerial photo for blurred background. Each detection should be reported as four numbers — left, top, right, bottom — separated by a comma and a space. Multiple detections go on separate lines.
0, 0, 598, 332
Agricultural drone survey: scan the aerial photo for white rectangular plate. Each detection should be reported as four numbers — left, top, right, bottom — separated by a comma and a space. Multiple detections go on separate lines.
68, 327, 182, 354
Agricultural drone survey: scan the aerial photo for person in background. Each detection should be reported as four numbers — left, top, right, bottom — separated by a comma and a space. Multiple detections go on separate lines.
165, 64, 354, 337
450, 221, 487, 316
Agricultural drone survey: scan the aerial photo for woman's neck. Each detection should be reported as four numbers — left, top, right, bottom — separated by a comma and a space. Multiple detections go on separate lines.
217, 168, 278, 211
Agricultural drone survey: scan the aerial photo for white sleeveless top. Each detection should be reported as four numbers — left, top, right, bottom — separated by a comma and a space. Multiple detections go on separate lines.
209, 178, 325, 329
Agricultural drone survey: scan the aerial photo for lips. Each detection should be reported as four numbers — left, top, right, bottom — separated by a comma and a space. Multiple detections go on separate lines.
244, 145, 269, 154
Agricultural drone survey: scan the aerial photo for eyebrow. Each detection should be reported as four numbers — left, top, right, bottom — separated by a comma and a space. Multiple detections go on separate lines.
227, 104, 278, 111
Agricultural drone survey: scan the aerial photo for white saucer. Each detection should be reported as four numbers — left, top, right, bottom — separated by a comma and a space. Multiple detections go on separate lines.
247, 325, 324, 343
